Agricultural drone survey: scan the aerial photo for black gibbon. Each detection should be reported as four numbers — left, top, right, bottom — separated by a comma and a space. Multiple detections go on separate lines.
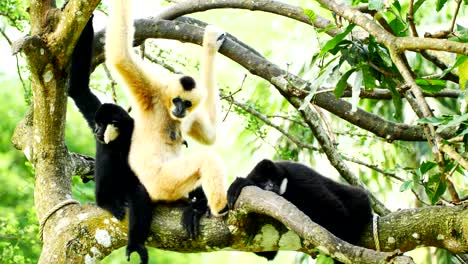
105, 0, 228, 216
181, 186, 209, 239
68, 16, 152, 264
227, 159, 373, 262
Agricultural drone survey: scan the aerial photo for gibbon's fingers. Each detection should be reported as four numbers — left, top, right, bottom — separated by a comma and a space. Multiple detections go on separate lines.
203, 25, 226, 52
141, 150, 227, 215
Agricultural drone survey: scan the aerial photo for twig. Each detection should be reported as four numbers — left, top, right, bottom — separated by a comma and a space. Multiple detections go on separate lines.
102, 64, 118, 103
221, 74, 245, 122
407, 0, 418, 37
449, 0, 463, 33
265, 115, 307, 127
225, 95, 320, 152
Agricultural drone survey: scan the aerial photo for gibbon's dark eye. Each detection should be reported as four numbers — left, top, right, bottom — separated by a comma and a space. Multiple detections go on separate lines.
180, 76, 196, 91
172, 97, 182, 104
184, 100, 192, 108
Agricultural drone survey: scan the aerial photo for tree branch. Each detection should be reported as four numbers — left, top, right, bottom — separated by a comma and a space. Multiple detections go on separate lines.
93, 19, 456, 142
38, 187, 467, 262
154, 0, 341, 36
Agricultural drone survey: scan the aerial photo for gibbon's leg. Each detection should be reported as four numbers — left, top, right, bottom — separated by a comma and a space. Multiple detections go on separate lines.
143, 150, 227, 216
106, 0, 165, 110
186, 26, 226, 145
126, 183, 152, 263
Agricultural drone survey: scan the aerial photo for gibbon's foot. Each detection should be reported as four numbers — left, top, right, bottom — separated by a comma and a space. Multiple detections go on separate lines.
100, 203, 126, 221
217, 205, 229, 215
204, 25, 226, 52
126, 243, 148, 264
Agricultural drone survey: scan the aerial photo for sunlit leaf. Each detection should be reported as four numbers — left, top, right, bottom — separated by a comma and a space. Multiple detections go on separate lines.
440, 55, 467, 78
436, 0, 448, 11
319, 24, 355, 57
316, 254, 335, 264
413, 0, 426, 13
303, 9, 316, 23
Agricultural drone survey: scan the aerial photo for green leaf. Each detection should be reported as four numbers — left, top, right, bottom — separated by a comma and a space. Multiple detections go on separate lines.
440, 55, 467, 78
369, 0, 385, 11
383, 79, 403, 120
415, 79, 447, 93
388, 15, 407, 36
303, 9, 316, 23
400, 180, 414, 192
450, 24, 468, 43
319, 24, 356, 57
376, 46, 393, 67
425, 173, 447, 204
436, 113, 468, 132
316, 254, 335, 264
361, 65, 377, 89
334, 68, 356, 98
392, 1, 402, 13
413, 0, 426, 13
436, 0, 448, 11
420, 161, 437, 174
417, 117, 442, 125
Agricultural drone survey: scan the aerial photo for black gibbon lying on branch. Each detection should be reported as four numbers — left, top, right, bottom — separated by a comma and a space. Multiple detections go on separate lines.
183, 159, 373, 263
67, 16, 152, 264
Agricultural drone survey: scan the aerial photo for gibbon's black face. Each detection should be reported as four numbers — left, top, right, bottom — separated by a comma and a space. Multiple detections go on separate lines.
94, 104, 132, 144
171, 96, 193, 118
248, 159, 288, 195
168, 76, 201, 120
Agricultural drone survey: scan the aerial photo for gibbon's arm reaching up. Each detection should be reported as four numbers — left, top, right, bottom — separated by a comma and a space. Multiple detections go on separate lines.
105, 0, 165, 111
183, 27, 225, 145
105, 0, 228, 216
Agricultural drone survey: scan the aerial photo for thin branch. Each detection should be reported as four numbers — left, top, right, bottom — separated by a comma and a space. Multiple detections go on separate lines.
440, 144, 468, 172
102, 64, 118, 103
449, 0, 463, 33
407, 0, 418, 37
224, 94, 320, 152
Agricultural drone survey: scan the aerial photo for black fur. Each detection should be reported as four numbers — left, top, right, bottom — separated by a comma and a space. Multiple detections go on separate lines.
227, 159, 373, 262
181, 187, 209, 239
180, 75, 196, 91
67, 16, 152, 264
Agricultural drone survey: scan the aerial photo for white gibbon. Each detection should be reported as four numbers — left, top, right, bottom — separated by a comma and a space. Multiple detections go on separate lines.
105, 0, 227, 216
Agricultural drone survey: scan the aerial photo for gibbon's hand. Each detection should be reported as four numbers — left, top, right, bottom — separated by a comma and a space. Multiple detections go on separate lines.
126, 243, 148, 264
204, 25, 227, 52
226, 177, 255, 209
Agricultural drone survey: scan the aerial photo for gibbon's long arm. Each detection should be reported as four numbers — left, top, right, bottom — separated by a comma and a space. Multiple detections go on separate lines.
185, 27, 225, 145
68, 16, 101, 130
105, 0, 162, 110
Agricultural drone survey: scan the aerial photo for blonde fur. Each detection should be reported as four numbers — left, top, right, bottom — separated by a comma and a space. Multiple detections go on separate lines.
105, 0, 227, 215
